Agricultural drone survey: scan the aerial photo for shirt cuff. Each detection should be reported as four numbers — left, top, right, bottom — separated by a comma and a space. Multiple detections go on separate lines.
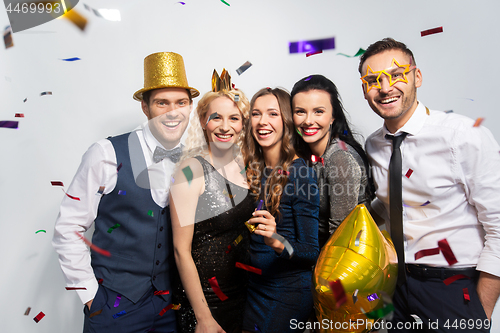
73, 278, 100, 304
477, 254, 500, 278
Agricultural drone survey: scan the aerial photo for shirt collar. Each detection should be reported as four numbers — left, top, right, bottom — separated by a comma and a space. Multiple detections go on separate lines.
382, 101, 427, 137
142, 122, 181, 153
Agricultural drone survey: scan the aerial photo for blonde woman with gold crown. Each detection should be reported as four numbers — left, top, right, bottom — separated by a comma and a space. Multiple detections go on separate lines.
170, 70, 254, 333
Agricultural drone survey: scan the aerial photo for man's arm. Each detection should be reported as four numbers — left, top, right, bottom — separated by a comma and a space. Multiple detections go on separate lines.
477, 272, 500, 320
52, 140, 116, 306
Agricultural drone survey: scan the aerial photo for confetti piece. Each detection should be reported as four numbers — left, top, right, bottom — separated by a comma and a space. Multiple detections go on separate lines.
245, 200, 264, 232
235, 262, 262, 275
177, 1, 186, 4
355, 230, 362, 247
421, 200, 431, 206
234, 94, 240, 102
421, 26, 443, 37
209, 276, 228, 301
337, 48, 366, 57
24, 307, 31, 316
343, 130, 348, 135
289, 37, 335, 54
63, 8, 88, 31
65, 286, 87, 290
304, 76, 311, 82
61, 57, 81, 61
98, 278, 104, 284
256, 199, 264, 211
97, 186, 105, 195
222, 188, 235, 199
40, 91, 52, 96
153, 290, 170, 295
117, 163, 123, 173
51, 181, 64, 187
405, 169, 413, 178
277, 169, 289, 176
310, 155, 324, 165
414, 247, 440, 260
271, 233, 294, 257
23, 98, 27, 103
463, 288, 470, 301
33, 311, 45, 323
107, 223, 121, 233
182, 166, 193, 185
444, 110, 453, 114
364, 303, 395, 319
74, 231, 111, 257
0, 121, 19, 129
3, 25, 13, 49
15, 113, 24, 118
148, 210, 154, 217
236, 61, 252, 75
329, 279, 347, 308
295, 127, 303, 137
220, 0, 230, 6
443, 274, 471, 286
35, 230, 46, 234
411, 314, 423, 324
306, 50, 323, 57
473, 117, 484, 127
114, 294, 121, 307
205, 112, 219, 126
338, 140, 348, 151
89, 309, 102, 318
352, 289, 359, 304
367, 293, 379, 301
255, 324, 262, 332
83, 5, 121, 21
112, 310, 126, 319
438, 238, 458, 265
158, 304, 181, 316
66, 193, 81, 201
118, 190, 126, 195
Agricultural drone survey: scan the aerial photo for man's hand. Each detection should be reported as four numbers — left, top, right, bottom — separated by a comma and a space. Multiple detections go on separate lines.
85, 299, 93, 310
477, 271, 500, 320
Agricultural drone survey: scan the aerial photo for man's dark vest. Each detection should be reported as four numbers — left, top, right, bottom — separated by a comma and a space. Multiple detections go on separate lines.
91, 132, 174, 303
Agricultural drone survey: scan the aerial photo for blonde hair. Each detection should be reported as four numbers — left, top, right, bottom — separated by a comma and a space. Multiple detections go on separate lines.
181, 89, 250, 162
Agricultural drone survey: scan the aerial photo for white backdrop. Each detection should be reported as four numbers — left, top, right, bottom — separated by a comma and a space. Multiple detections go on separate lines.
1, 0, 500, 332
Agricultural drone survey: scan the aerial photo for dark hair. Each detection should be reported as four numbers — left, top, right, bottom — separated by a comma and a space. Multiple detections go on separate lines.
358, 38, 416, 74
242, 87, 295, 218
142, 88, 193, 106
290, 74, 374, 200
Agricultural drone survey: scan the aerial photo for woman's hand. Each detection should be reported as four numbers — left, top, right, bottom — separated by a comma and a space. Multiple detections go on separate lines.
195, 317, 226, 333
248, 210, 285, 254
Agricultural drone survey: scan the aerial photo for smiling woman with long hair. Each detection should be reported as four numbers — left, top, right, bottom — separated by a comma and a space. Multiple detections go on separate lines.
170, 84, 253, 333
241, 87, 320, 333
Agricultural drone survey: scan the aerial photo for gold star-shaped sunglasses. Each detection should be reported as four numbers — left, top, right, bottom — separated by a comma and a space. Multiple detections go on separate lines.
361, 59, 416, 92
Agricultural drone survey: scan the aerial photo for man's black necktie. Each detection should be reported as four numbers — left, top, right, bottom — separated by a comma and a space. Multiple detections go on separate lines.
153, 146, 182, 164
386, 133, 408, 286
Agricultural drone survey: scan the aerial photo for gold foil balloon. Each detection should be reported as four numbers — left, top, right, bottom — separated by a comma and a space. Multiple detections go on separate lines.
313, 204, 398, 333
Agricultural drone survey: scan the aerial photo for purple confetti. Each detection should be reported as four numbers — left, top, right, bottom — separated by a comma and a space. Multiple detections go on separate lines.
421, 200, 431, 206
367, 293, 379, 301
118, 190, 126, 195
114, 294, 121, 307
289, 36, 335, 54
177, 1, 186, 4
61, 57, 81, 61
304, 76, 311, 81
0, 121, 18, 129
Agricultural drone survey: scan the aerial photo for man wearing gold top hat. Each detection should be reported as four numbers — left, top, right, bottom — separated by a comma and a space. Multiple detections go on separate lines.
52, 52, 199, 332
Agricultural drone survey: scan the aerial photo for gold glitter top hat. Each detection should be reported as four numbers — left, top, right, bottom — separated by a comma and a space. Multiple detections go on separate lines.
212, 69, 231, 92
133, 52, 200, 101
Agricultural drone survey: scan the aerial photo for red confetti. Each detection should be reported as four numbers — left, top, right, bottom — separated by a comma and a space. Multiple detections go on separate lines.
117, 163, 123, 172
463, 288, 470, 301
438, 238, 458, 265
421, 26, 443, 37
329, 279, 347, 308
414, 247, 440, 260
235, 262, 262, 275
15, 113, 24, 117
311, 155, 324, 165
306, 50, 323, 57
65, 287, 87, 290
66, 193, 81, 201
24, 307, 31, 316
153, 290, 170, 295
74, 231, 111, 257
277, 169, 289, 176
338, 140, 348, 151
405, 169, 413, 178
443, 274, 471, 286
33, 311, 45, 323
98, 278, 104, 284
208, 276, 228, 301
51, 181, 64, 187
159, 304, 180, 316
473, 117, 484, 127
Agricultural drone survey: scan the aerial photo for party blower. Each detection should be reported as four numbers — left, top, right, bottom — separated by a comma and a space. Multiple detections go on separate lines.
313, 204, 397, 333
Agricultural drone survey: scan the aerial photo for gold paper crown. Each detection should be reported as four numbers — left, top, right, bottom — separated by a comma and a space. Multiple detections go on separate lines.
212, 69, 231, 92
133, 52, 200, 101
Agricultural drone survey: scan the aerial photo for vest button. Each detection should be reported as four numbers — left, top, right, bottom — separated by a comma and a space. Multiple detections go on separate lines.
160, 227, 164, 232
161, 209, 166, 215
156, 260, 160, 265
158, 243, 162, 248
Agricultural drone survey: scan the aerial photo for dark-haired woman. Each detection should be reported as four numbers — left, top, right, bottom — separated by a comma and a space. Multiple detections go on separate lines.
241, 88, 320, 333
291, 75, 374, 248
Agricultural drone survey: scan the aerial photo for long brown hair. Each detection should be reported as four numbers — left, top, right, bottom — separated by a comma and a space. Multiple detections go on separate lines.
242, 87, 295, 218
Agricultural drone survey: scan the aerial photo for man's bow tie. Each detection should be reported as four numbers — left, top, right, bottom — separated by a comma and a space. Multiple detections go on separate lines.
153, 146, 182, 164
